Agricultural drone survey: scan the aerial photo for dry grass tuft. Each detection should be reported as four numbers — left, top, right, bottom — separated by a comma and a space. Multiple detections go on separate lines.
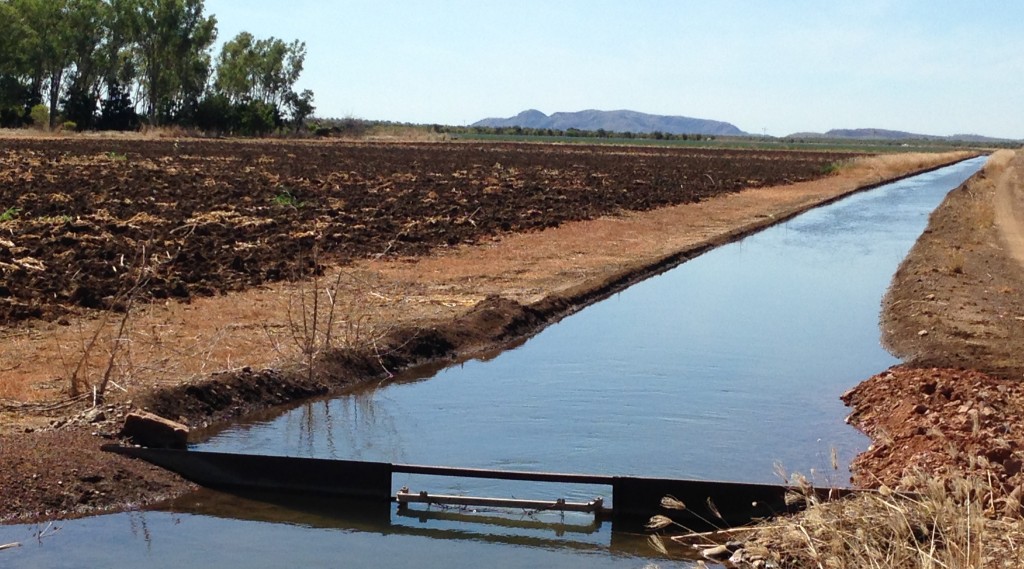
743, 472, 1024, 568
946, 248, 966, 275
651, 470, 1024, 567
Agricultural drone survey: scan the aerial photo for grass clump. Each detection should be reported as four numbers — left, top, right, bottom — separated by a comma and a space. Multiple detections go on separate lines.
0, 207, 20, 222
947, 247, 966, 275
821, 160, 851, 175
272, 189, 304, 208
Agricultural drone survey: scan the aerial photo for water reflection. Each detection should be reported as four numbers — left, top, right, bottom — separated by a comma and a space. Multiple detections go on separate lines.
0, 489, 676, 569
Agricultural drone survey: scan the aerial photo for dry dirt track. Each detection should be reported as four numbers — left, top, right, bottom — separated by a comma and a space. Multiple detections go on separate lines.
996, 151, 1024, 266
0, 140, 977, 523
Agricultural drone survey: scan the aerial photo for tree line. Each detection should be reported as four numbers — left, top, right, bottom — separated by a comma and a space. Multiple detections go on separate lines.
0, 0, 314, 135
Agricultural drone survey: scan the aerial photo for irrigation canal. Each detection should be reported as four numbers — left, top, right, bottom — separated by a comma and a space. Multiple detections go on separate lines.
0, 156, 988, 568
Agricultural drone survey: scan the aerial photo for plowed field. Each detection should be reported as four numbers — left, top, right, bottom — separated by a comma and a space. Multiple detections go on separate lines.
0, 139, 853, 323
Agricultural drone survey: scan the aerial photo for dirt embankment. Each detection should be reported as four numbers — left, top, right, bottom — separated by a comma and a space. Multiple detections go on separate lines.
844, 149, 1024, 494
0, 141, 976, 524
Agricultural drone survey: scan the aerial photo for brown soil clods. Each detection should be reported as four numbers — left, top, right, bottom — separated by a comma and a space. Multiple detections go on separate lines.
844, 366, 1024, 496
0, 139, 852, 324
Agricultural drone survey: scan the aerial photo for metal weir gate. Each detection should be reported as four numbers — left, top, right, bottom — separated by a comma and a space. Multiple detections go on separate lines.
105, 446, 839, 528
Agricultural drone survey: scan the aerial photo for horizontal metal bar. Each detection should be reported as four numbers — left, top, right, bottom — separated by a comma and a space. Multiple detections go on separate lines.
393, 463, 614, 485
394, 507, 605, 534
396, 491, 607, 514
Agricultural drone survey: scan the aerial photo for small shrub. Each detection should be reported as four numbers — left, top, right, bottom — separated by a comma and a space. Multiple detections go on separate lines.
61, 120, 77, 132
238, 100, 277, 136
29, 104, 49, 130
822, 161, 847, 175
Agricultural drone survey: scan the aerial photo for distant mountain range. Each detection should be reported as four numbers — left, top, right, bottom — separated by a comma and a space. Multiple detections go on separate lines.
472, 110, 1016, 142
472, 109, 745, 136
788, 128, 1014, 143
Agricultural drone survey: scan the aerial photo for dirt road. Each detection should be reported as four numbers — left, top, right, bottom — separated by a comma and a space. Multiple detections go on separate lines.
996, 151, 1024, 266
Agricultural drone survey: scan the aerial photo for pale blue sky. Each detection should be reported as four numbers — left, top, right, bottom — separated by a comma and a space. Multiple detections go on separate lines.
204, 1, 1023, 139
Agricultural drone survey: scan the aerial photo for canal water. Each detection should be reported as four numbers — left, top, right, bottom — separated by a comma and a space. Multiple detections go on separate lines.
0, 156, 987, 568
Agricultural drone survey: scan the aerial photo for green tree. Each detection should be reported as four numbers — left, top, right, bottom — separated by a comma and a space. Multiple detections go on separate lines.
0, 2, 31, 77
10, 0, 76, 128
100, 0, 141, 87
0, 77, 32, 127
127, 0, 217, 125
0, 1, 35, 126
96, 81, 139, 130
2, 0, 316, 134
212, 31, 256, 103
5, 0, 127, 129
284, 88, 315, 129
214, 31, 311, 123
60, 0, 112, 129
